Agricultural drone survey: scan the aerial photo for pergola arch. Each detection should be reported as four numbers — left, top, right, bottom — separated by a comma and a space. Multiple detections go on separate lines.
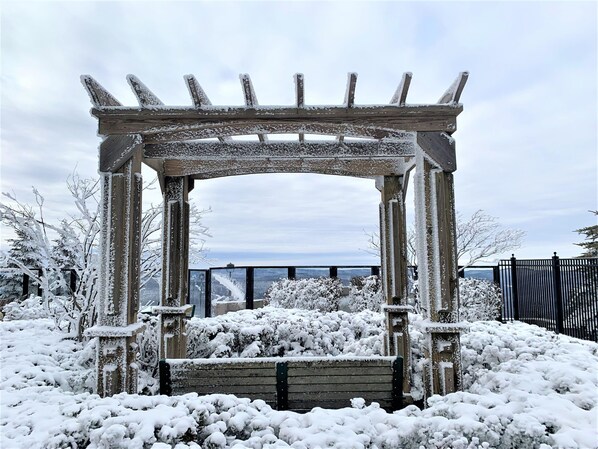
82, 71, 468, 402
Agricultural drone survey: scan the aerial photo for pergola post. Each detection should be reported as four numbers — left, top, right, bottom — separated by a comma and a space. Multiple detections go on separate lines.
413, 146, 464, 398
85, 150, 144, 397
155, 176, 193, 359
378, 175, 412, 394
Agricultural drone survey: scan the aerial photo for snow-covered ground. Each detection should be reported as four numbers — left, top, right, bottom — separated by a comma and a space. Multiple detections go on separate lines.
1, 311, 597, 449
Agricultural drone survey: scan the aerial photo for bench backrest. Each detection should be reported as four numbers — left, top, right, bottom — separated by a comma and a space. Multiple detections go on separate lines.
160, 356, 403, 412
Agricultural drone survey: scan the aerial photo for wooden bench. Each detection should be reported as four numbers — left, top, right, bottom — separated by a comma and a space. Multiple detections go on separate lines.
160, 356, 403, 412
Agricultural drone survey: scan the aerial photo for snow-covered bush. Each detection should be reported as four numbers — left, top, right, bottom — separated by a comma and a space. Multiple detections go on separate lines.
459, 278, 502, 321
264, 277, 343, 312
2, 294, 53, 321
346, 275, 383, 313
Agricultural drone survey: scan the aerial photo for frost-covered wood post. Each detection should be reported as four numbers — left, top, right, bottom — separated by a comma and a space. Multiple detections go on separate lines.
414, 132, 465, 399
154, 176, 193, 359
378, 175, 412, 394
84, 141, 145, 397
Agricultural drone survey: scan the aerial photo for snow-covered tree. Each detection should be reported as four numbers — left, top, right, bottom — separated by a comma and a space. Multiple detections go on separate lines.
574, 210, 598, 258
0, 173, 210, 339
366, 209, 525, 268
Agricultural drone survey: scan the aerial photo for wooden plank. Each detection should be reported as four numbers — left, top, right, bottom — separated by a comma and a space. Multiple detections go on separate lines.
438, 72, 469, 104
184, 75, 231, 143
416, 131, 456, 172
126, 74, 164, 107
287, 366, 391, 377
81, 75, 121, 107
338, 73, 357, 144
161, 157, 409, 178
94, 104, 462, 137
170, 367, 276, 378
295, 73, 305, 142
287, 400, 392, 410
286, 359, 393, 368
99, 134, 142, 172
173, 383, 276, 394
390, 72, 412, 106
288, 382, 391, 393
144, 140, 415, 159
171, 374, 277, 385
287, 375, 392, 385
240, 73, 268, 143
288, 391, 392, 401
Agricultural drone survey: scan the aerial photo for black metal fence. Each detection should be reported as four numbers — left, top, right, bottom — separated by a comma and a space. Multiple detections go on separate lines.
4, 257, 597, 342
499, 255, 598, 342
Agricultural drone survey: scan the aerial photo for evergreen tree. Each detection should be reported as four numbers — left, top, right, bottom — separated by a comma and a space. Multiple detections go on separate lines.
0, 228, 41, 299
574, 211, 598, 257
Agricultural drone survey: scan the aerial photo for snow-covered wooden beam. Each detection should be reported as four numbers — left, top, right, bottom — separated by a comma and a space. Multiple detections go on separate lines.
295, 73, 305, 142
338, 73, 357, 144
161, 157, 408, 179
127, 74, 164, 107
93, 105, 461, 138
184, 75, 232, 143
144, 140, 416, 160
81, 75, 122, 107
240, 73, 268, 143
390, 72, 412, 106
416, 132, 456, 172
100, 134, 143, 172
437, 72, 469, 105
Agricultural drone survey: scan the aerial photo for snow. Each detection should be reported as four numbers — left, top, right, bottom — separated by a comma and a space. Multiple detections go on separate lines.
2, 310, 598, 448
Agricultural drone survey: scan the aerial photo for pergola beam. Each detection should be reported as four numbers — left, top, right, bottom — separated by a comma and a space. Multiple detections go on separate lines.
438, 72, 469, 105
127, 75, 164, 107
184, 75, 232, 143
295, 73, 305, 143
390, 72, 412, 106
144, 140, 416, 159
81, 75, 122, 107
240, 73, 268, 143
94, 105, 461, 138
338, 72, 357, 143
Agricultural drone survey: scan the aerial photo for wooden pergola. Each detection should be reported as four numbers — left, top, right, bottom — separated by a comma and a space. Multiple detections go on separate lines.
82, 71, 468, 401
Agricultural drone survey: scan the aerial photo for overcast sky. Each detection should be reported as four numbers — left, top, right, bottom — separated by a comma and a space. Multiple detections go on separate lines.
1, 1, 596, 268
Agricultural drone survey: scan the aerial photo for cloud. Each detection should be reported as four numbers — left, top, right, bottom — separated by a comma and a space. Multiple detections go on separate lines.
1, 1, 596, 262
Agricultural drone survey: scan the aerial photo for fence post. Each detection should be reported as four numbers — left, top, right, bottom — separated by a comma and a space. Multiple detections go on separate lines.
22, 273, 29, 296
458, 266, 465, 278
205, 269, 212, 317
492, 265, 500, 285
70, 269, 77, 294
329, 266, 338, 278
510, 255, 520, 320
245, 267, 254, 310
287, 267, 296, 280
552, 253, 564, 334
37, 269, 43, 296
371, 266, 380, 277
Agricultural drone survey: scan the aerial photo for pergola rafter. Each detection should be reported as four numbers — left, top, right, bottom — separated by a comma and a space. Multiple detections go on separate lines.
82, 71, 468, 402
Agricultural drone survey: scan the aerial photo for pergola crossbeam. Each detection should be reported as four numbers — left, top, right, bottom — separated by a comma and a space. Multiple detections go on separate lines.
240, 73, 268, 143
184, 75, 232, 143
390, 72, 412, 106
338, 72, 357, 143
127, 75, 164, 107
438, 72, 469, 105
81, 75, 122, 107
295, 73, 305, 142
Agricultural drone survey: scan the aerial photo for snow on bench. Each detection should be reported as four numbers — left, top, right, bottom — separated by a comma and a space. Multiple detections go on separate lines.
159, 356, 404, 412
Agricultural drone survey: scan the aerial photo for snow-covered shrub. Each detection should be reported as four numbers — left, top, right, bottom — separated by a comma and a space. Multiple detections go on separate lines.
346, 275, 383, 313
2, 294, 54, 321
264, 277, 343, 312
459, 278, 502, 321
183, 307, 385, 360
